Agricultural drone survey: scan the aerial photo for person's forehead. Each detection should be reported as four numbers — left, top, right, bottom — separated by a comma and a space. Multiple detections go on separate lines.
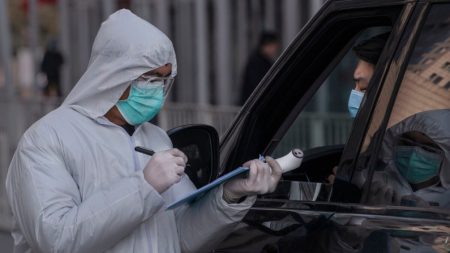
353, 60, 374, 80
355, 60, 374, 72
142, 64, 172, 76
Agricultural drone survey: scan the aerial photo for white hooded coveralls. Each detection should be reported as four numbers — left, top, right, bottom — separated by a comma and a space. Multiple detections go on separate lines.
6, 9, 255, 253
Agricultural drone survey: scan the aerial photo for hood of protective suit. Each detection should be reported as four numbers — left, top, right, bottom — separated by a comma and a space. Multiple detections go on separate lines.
63, 9, 177, 119
381, 109, 450, 188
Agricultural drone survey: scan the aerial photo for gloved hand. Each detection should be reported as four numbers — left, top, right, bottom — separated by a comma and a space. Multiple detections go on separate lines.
143, 148, 188, 194
361, 180, 401, 206
223, 156, 282, 203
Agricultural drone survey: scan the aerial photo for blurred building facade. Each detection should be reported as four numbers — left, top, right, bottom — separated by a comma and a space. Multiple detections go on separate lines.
389, 37, 450, 126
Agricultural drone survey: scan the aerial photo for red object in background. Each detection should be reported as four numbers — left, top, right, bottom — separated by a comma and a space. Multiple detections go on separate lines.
21, 0, 58, 13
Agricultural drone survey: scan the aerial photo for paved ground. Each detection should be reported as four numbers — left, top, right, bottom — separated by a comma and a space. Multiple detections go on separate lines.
0, 231, 13, 252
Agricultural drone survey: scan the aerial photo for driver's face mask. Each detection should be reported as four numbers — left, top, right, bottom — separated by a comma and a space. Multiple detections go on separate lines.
347, 89, 364, 118
394, 141, 443, 185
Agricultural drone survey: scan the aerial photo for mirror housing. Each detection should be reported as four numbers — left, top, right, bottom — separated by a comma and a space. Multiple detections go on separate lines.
167, 124, 220, 188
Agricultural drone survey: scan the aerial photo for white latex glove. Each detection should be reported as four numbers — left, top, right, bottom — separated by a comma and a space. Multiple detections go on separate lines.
223, 156, 282, 203
143, 148, 188, 194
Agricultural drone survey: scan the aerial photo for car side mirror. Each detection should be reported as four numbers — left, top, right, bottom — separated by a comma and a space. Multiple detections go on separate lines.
167, 124, 220, 188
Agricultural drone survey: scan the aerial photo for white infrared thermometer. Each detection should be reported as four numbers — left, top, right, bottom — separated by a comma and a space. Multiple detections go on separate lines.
166, 148, 304, 210
275, 148, 304, 173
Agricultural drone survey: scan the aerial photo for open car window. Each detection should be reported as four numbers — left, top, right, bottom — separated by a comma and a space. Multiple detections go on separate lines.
269, 26, 394, 202
219, 4, 406, 174
272, 26, 391, 179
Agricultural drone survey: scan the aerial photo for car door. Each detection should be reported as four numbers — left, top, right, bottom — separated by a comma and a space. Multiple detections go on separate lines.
216, 0, 450, 252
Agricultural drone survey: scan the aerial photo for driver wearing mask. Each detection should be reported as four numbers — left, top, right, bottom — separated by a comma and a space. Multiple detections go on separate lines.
347, 32, 389, 118
325, 32, 389, 184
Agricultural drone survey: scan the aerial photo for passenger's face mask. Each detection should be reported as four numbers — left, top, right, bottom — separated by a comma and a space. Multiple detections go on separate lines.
347, 89, 364, 118
394, 145, 443, 185
116, 80, 164, 126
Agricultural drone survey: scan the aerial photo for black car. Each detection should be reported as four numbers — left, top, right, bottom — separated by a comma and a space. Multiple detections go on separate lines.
170, 0, 450, 252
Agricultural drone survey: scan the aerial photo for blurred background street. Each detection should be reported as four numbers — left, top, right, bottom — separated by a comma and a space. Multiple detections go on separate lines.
0, 0, 358, 250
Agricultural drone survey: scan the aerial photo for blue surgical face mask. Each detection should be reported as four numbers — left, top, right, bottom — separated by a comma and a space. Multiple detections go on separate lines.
347, 89, 364, 118
116, 81, 164, 126
394, 146, 443, 185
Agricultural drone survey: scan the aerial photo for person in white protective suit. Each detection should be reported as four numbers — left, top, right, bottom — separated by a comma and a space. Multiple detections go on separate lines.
6, 9, 282, 253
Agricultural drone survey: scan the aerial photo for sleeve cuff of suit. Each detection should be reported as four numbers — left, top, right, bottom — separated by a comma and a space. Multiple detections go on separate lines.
134, 171, 165, 218
215, 184, 256, 214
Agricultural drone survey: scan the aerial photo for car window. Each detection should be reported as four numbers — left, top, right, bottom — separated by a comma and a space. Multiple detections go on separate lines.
271, 52, 355, 154
220, 4, 407, 175
355, 4, 450, 210
273, 27, 390, 156
271, 27, 391, 189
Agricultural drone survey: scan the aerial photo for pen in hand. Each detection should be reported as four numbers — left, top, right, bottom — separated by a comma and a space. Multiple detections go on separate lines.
135, 146, 155, 156
135, 146, 191, 168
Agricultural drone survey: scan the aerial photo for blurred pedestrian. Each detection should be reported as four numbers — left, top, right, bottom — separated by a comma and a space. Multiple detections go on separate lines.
41, 39, 64, 97
16, 47, 35, 99
240, 31, 280, 105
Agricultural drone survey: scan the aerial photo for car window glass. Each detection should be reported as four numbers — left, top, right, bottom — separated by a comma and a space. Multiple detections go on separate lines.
357, 4, 450, 210
265, 27, 392, 205
272, 25, 394, 155
272, 51, 355, 155
272, 26, 390, 173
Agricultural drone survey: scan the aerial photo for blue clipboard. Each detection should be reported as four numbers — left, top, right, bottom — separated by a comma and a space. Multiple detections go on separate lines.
166, 166, 249, 210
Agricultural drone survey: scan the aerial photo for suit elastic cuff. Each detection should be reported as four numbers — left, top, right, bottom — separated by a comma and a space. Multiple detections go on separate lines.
216, 185, 256, 210
134, 171, 165, 218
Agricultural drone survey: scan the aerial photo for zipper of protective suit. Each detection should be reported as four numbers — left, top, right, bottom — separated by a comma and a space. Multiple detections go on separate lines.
127, 127, 156, 253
